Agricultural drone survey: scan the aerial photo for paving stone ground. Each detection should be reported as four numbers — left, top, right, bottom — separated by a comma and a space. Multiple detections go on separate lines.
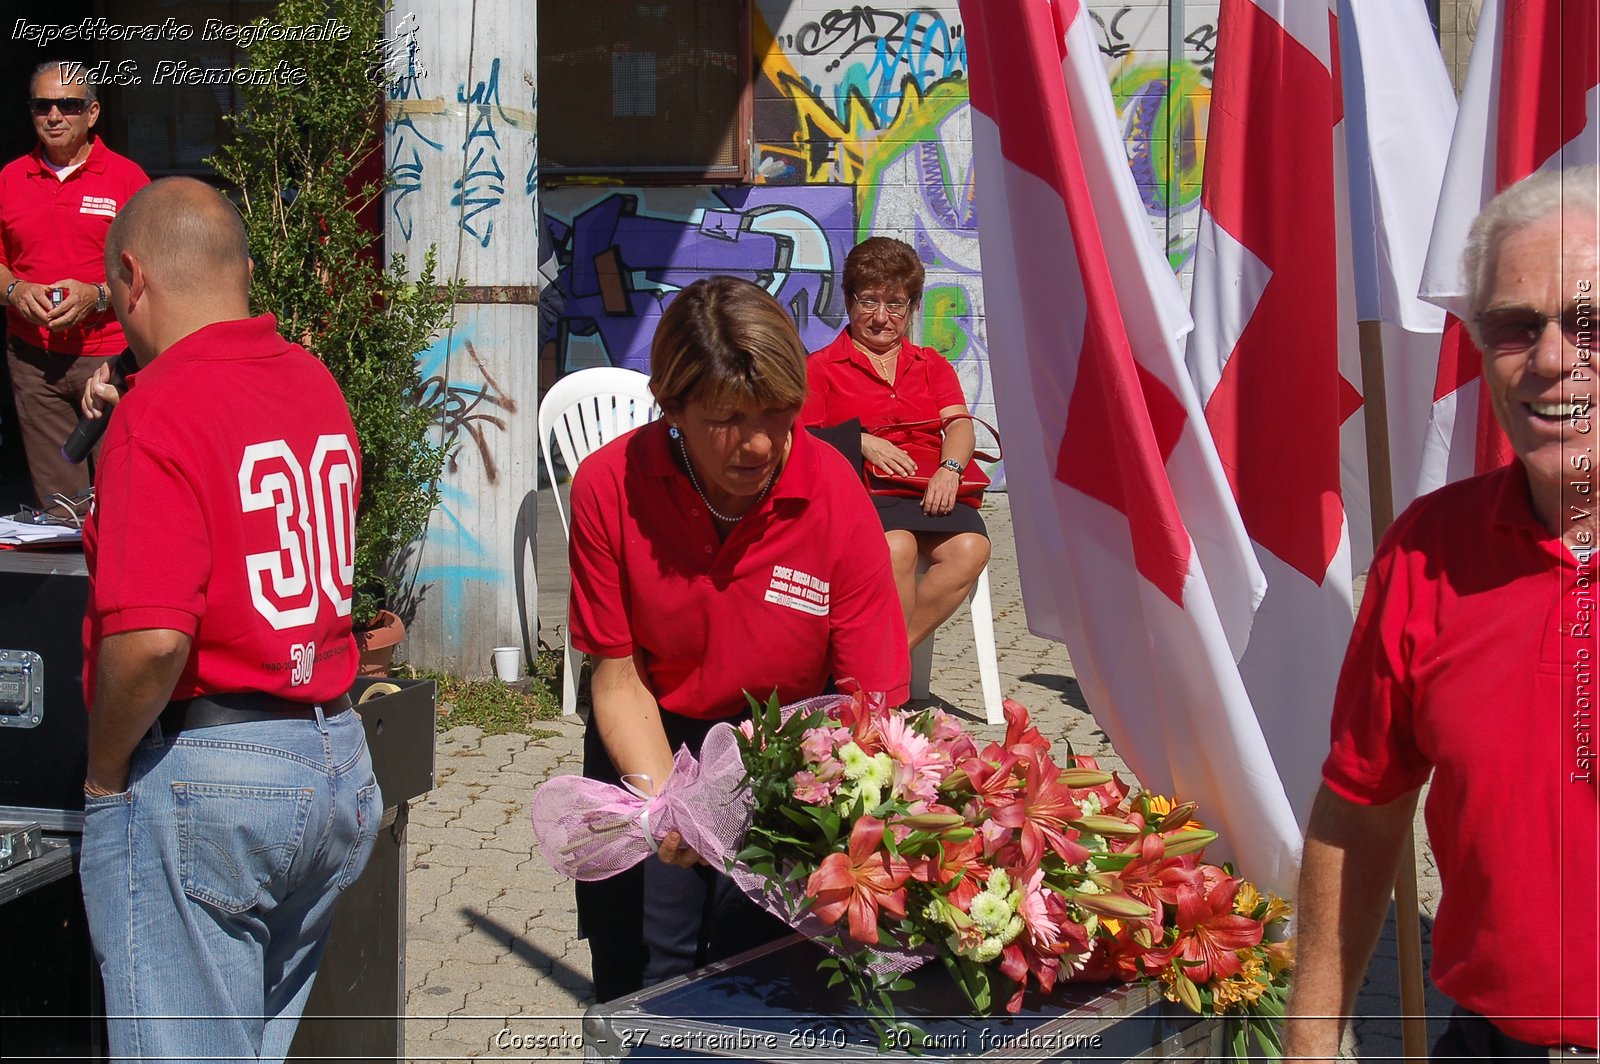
400, 493, 1448, 1061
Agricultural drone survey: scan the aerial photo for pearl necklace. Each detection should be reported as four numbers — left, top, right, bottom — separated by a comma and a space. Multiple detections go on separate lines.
676, 431, 775, 523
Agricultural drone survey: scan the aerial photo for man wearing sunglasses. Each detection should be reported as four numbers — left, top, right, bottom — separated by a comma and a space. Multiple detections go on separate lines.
1287, 166, 1599, 1060
0, 61, 147, 511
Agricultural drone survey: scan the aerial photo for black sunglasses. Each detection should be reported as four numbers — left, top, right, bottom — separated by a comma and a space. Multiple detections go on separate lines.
1474, 304, 1593, 354
29, 97, 89, 116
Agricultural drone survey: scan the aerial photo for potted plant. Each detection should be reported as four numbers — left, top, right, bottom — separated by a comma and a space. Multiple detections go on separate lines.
208, 0, 458, 671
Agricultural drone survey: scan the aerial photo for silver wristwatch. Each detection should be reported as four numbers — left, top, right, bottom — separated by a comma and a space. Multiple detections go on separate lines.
939, 458, 963, 474
94, 283, 108, 312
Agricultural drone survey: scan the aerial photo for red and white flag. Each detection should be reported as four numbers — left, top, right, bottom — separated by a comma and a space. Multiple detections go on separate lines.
1184, 0, 1360, 829
1416, 0, 1600, 494
1339, 0, 1458, 517
963, 0, 1300, 894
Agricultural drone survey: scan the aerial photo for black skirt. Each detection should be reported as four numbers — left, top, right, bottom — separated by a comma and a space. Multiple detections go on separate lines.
874, 493, 988, 535
807, 420, 990, 537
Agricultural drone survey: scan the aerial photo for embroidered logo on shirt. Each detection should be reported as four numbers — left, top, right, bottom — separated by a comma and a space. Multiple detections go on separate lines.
80, 195, 118, 218
765, 565, 829, 616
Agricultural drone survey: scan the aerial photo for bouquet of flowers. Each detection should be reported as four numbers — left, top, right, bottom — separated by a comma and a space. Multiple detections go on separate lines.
532, 688, 1293, 1059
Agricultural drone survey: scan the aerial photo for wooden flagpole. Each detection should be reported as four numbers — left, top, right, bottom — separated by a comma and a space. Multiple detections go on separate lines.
1357, 320, 1430, 1060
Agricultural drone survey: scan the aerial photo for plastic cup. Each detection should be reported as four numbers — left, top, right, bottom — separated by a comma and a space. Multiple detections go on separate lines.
492, 646, 523, 682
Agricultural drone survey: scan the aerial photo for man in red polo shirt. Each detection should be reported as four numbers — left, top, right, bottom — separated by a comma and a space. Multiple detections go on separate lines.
78, 177, 375, 1063
1285, 167, 1599, 1059
0, 61, 148, 509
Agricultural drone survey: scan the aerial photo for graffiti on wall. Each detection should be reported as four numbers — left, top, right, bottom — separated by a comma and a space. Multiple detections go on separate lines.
418, 337, 520, 487
385, 51, 442, 243
1110, 56, 1212, 268
847, 79, 993, 424
778, 6, 966, 127
1091, 5, 1219, 269
409, 324, 507, 627
386, 53, 534, 249
754, 5, 968, 185
541, 186, 856, 373
453, 57, 510, 248
538, 1, 1220, 463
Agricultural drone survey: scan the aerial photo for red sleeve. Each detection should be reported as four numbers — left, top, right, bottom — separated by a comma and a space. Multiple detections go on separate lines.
801, 353, 832, 427
1321, 529, 1432, 805
92, 433, 211, 638
923, 347, 968, 410
566, 453, 634, 658
818, 451, 910, 703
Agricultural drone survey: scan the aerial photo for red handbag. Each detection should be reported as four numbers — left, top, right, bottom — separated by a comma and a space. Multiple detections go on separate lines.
863, 414, 1002, 509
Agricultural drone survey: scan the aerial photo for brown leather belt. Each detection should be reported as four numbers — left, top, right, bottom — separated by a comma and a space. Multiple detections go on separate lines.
158, 692, 354, 735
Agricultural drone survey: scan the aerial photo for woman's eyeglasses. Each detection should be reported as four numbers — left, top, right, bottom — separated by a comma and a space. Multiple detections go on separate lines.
30, 97, 90, 116
1474, 304, 1593, 354
852, 297, 910, 318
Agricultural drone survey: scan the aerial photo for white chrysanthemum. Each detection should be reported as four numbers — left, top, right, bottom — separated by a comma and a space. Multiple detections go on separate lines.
863, 751, 895, 790
839, 742, 873, 779
970, 892, 1012, 935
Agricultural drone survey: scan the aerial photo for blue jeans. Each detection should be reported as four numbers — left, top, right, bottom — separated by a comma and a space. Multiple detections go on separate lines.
80, 707, 380, 1064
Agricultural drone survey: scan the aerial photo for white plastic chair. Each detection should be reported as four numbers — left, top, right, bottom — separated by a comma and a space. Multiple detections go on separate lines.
909, 562, 1004, 725
537, 366, 660, 714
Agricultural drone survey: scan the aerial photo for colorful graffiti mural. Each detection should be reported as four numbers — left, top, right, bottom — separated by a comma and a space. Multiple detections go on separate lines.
1093, 5, 1219, 270
776, 6, 966, 126
538, 1, 1220, 474
1111, 56, 1212, 269
541, 186, 856, 372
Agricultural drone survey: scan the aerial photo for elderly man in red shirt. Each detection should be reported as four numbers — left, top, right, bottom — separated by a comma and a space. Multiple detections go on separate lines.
0, 61, 148, 510
1285, 166, 1599, 1060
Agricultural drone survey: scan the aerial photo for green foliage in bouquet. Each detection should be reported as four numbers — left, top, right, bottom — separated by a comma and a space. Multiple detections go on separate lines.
207, 0, 460, 628
733, 690, 1294, 1060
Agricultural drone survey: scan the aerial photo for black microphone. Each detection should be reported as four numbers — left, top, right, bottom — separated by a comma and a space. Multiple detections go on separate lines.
60, 348, 138, 464
61, 411, 111, 464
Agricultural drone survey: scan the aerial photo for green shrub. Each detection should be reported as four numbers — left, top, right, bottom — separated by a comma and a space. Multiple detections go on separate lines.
207, 0, 458, 627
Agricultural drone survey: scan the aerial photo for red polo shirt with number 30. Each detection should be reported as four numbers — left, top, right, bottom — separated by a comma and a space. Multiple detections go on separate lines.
568, 420, 909, 719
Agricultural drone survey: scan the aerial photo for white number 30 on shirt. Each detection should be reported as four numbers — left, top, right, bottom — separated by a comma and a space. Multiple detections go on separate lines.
239, 436, 359, 630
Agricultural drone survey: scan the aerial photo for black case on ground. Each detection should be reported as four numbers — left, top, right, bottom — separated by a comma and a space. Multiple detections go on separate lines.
584, 934, 1222, 1062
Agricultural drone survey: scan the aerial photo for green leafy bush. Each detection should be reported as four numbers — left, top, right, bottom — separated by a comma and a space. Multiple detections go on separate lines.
208, 0, 458, 627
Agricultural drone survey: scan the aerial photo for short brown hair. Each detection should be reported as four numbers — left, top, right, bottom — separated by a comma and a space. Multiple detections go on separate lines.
649, 277, 808, 414
843, 236, 925, 305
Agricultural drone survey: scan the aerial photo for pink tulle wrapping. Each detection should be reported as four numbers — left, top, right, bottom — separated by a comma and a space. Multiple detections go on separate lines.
530, 721, 753, 880
530, 695, 929, 974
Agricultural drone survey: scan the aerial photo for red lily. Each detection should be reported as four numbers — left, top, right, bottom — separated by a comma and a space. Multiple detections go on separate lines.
998, 699, 1051, 758
1147, 875, 1265, 984
1113, 833, 1204, 930
831, 686, 890, 755
805, 816, 912, 945
954, 748, 1024, 813
991, 751, 1090, 868
1064, 752, 1130, 811
1073, 927, 1147, 983
908, 832, 988, 911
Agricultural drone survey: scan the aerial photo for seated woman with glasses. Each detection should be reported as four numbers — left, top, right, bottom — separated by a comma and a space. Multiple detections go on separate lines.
801, 237, 992, 652
568, 276, 910, 1002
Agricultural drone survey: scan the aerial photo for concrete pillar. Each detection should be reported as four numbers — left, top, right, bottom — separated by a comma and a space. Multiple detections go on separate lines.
1435, 0, 1482, 95
383, 3, 539, 675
